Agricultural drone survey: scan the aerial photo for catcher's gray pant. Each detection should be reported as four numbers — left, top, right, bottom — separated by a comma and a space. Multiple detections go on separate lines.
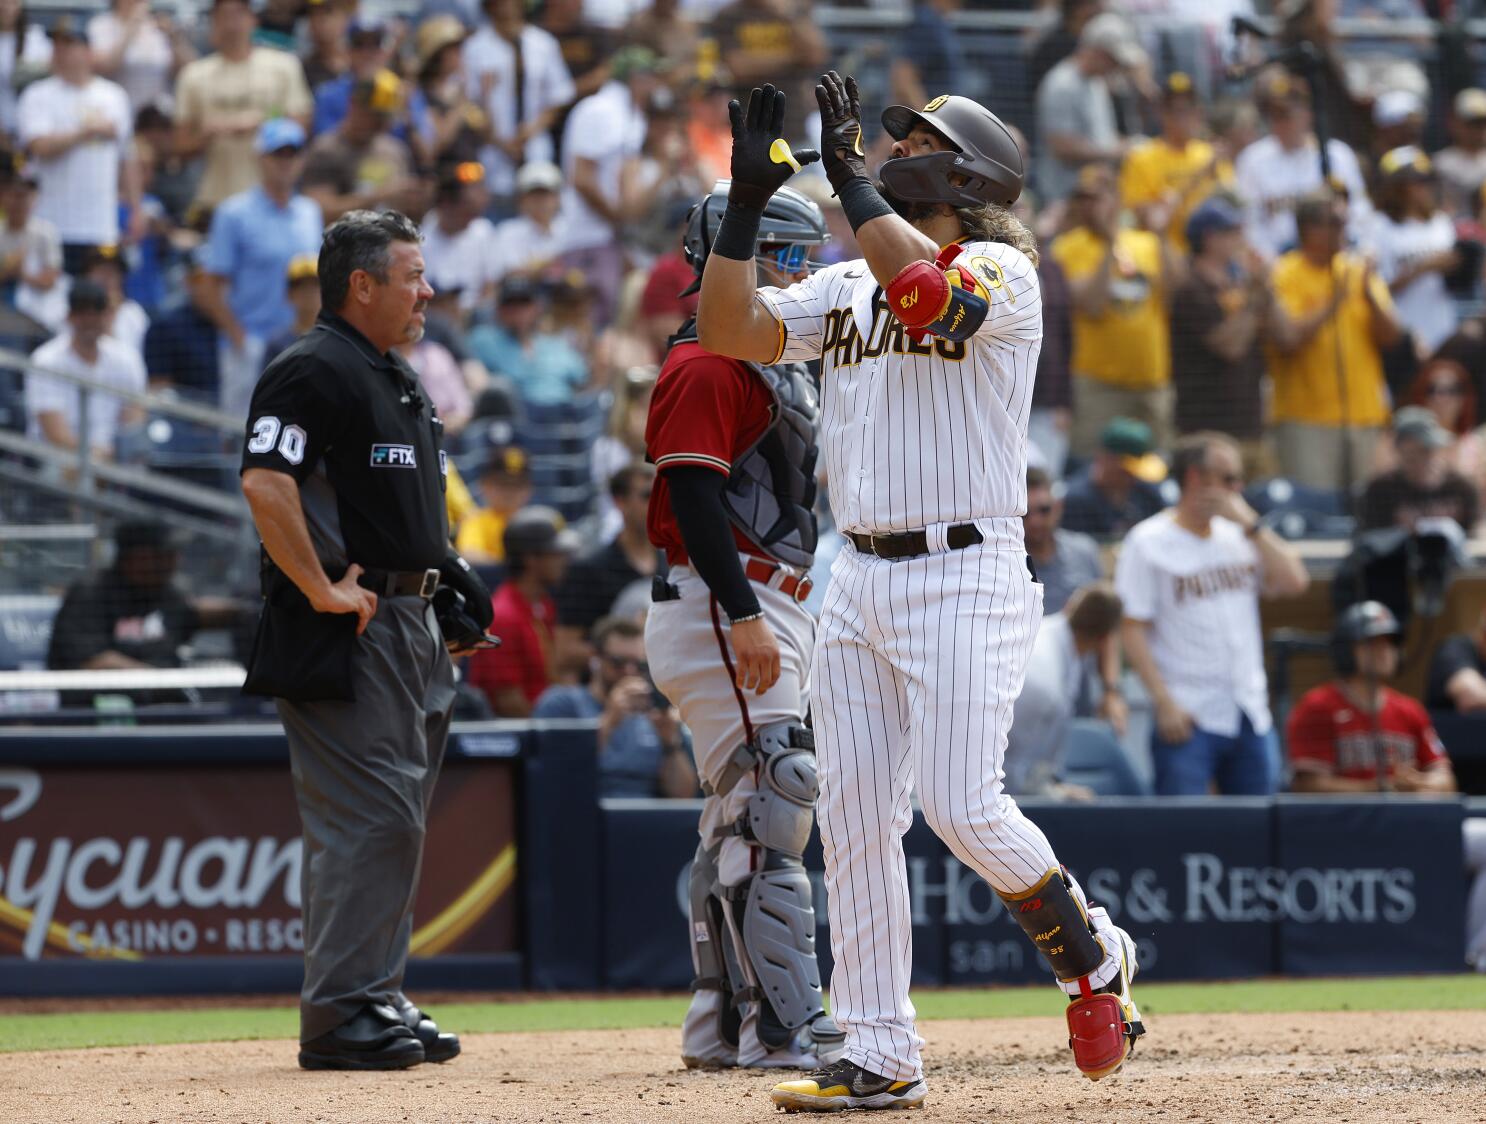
646, 561, 823, 1066
277, 597, 455, 1042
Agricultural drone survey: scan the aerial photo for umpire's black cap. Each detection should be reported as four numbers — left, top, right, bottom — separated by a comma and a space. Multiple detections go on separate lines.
879, 95, 1025, 208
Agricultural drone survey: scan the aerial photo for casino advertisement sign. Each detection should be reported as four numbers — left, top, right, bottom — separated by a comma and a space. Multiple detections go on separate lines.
0, 761, 516, 963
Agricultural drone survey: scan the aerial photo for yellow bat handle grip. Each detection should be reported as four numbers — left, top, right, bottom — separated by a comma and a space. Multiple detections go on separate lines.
769, 138, 802, 174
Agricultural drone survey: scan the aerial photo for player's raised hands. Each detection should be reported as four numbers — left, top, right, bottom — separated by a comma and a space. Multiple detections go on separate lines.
727, 84, 820, 210
815, 70, 867, 191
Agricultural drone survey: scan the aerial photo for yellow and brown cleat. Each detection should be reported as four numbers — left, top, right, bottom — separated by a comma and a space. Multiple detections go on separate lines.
771, 1058, 927, 1113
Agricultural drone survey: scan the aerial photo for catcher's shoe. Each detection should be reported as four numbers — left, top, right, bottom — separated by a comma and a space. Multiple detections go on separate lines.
1067, 922, 1145, 1081
748, 1013, 848, 1070
771, 1058, 927, 1113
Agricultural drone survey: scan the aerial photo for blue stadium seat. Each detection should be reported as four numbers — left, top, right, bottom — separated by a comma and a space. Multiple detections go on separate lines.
1244, 477, 1353, 540
1063, 719, 1149, 797
0, 594, 60, 670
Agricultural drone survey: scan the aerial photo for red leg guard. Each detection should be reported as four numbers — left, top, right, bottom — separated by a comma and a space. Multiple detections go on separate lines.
1066, 992, 1131, 1081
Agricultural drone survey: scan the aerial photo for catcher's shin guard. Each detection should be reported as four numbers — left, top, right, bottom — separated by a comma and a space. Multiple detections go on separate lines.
715, 721, 835, 1054
683, 839, 744, 1067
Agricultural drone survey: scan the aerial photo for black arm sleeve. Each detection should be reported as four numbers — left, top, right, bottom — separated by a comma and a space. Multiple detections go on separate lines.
664, 466, 762, 622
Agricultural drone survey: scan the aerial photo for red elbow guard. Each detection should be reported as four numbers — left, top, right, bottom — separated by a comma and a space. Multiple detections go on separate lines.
886, 259, 952, 332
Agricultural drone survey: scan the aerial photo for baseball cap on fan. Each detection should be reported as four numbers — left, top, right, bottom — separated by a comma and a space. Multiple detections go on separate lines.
256, 117, 306, 154
1373, 89, 1424, 129
1078, 13, 1146, 70
516, 161, 562, 194
1455, 88, 1486, 123
1100, 417, 1167, 483
1392, 406, 1452, 450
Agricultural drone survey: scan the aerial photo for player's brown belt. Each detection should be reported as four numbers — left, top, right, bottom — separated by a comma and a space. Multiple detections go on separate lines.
846, 523, 984, 561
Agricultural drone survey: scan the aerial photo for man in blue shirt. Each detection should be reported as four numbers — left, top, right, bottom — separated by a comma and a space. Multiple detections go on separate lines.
200, 118, 324, 421
143, 250, 220, 401
532, 616, 697, 798
312, 18, 428, 144
1061, 417, 1171, 539
467, 275, 588, 405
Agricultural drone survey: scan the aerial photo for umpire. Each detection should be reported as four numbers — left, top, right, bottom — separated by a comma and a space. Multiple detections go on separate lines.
240, 209, 493, 1070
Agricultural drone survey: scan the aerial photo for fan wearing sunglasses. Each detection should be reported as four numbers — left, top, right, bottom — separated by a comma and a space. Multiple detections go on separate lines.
1023, 466, 1103, 615
1116, 432, 1310, 797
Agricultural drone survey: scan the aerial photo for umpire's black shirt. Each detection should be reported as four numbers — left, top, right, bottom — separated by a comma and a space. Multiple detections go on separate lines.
240, 312, 448, 573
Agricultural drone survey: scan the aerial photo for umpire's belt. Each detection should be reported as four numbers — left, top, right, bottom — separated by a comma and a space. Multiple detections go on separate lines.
846, 523, 983, 561
357, 568, 441, 599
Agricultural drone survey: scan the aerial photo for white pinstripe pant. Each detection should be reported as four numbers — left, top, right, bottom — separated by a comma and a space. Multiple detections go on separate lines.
812, 539, 1057, 1082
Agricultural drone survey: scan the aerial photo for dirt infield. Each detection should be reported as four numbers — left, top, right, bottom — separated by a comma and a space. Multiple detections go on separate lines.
4, 1010, 1483, 1124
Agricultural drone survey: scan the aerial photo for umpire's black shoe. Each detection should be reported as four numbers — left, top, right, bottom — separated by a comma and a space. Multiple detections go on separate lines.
396, 999, 461, 1064
298, 1003, 426, 1071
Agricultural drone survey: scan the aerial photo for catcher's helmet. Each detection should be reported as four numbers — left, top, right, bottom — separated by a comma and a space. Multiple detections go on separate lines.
681, 180, 829, 294
879, 95, 1024, 208
1331, 600, 1402, 676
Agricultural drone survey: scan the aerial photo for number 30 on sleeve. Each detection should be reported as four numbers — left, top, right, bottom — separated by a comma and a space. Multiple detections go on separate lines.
248, 416, 307, 465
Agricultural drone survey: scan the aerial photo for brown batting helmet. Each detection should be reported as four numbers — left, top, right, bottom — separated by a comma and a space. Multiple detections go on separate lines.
879, 94, 1024, 208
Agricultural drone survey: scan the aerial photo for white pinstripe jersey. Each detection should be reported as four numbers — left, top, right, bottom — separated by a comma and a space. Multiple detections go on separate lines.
757, 240, 1043, 535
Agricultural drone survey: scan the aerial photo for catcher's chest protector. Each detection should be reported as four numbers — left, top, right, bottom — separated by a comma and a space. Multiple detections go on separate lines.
721, 360, 821, 570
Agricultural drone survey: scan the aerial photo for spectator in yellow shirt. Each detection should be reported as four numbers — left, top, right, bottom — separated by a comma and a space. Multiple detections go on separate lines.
1119, 72, 1234, 255
1052, 164, 1176, 458
456, 445, 534, 564
1266, 194, 1402, 493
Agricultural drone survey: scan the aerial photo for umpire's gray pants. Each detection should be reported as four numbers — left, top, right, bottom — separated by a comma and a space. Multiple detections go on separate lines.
277, 597, 456, 1042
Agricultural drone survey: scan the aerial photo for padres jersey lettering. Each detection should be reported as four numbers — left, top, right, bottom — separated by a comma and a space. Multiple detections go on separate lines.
758, 240, 1042, 534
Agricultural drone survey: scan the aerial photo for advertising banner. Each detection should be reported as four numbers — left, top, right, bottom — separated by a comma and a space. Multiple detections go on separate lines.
599, 798, 1466, 990
0, 758, 518, 983
1275, 798, 1465, 975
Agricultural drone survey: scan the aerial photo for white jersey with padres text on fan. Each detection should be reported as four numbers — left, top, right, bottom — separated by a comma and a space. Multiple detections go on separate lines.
757, 240, 1063, 1081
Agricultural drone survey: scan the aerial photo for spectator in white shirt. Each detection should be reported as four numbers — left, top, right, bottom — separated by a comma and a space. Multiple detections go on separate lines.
0, 167, 64, 329
489, 160, 571, 289
0, 0, 51, 140
88, 0, 193, 114
1116, 432, 1310, 796
422, 159, 498, 315
1005, 582, 1126, 801
1234, 68, 1371, 260
15, 17, 136, 273
27, 279, 146, 460
1369, 147, 1461, 361
1435, 88, 1486, 219
463, 0, 574, 200
560, 45, 663, 321
80, 244, 150, 367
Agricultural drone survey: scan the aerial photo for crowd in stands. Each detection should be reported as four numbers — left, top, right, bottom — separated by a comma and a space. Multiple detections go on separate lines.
4, 0, 1486, 826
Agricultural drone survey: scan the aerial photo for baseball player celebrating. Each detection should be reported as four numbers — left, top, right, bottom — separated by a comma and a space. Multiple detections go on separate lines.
644, 182, 847, 1070
697, 74, 1143, 1112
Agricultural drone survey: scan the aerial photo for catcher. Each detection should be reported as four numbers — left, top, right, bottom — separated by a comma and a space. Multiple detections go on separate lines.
644, 181, 846, 1070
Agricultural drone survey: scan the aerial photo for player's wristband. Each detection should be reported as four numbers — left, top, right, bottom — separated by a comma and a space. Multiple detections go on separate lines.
730, 611, 765, 624
836, 176, 896, 234
713, 199, 764, 261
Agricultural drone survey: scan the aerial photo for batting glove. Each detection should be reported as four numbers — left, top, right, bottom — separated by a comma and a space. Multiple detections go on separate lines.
727, 84, 819, 210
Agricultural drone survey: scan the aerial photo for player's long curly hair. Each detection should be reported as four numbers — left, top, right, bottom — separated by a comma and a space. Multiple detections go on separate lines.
958, 204, 1039, 267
